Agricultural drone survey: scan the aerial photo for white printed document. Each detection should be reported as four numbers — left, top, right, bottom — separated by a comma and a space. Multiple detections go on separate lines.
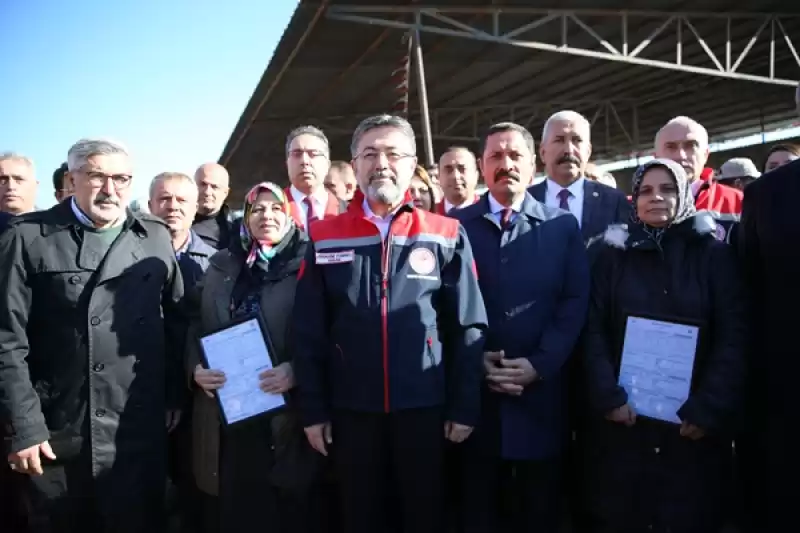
200, 317, 286, 424
618, 316, 700, 424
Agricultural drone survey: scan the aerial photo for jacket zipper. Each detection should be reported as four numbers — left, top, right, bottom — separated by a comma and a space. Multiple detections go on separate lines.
381, 231, 393, 413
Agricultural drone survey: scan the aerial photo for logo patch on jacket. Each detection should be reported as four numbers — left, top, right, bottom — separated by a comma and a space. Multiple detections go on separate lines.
407, 248, 438, 280
316, 250, 355, 264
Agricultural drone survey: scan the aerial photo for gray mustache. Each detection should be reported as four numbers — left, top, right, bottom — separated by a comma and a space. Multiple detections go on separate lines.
557, 154, 581, 165
95, 193, 119, 206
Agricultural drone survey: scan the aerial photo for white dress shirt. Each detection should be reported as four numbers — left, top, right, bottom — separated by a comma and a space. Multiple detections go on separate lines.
444, 195, 476, 213
290, 185, 330, 227
487, 192, 525, 225
545, 177, 585, 227
363, 198, 402, 240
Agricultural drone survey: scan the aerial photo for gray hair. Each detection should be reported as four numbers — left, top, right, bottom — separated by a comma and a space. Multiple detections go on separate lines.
285, 125, 330, 157
541, 110, 591, 143
479, 122, 535, 157
67, 138, 130, 172
0, 151, 34, 169
351, 114, 416, 157
654, 116, 709, 148
148, 172, 197, 199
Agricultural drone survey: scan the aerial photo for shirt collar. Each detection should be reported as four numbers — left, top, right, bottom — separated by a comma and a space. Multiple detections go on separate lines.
445, 195, 476, 212
487, 192, 524, 214
546, 176, 585, 196
290, 184, 328, 207
362, 197, 403, 221
175, 231, 192, 257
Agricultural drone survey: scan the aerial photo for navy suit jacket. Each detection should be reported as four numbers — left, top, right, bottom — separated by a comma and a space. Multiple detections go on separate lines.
453, 193, 590, 460
529, 178, 631, 244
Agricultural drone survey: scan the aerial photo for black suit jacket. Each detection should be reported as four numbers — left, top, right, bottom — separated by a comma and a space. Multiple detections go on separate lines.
528, 178, 631, 243
0, 212, 12, 236
738, 159, 800, 529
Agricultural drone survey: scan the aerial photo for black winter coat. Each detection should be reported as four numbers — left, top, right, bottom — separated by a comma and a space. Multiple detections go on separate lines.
0, 201, 185, 528
581, 214, 747, 533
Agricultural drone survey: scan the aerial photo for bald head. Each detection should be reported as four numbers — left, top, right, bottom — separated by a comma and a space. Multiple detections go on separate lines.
654, 116, 710, 182
194, 162, 230, 216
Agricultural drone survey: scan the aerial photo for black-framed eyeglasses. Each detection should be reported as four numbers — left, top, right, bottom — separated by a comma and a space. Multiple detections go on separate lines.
82, 171, 133, 189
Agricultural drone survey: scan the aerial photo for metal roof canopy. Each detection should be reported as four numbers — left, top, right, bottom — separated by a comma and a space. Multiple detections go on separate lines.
219, 0, 800, 197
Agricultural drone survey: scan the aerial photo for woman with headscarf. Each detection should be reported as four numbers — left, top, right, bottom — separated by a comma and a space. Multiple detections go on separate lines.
580, 159, 747, 533
186, 182, 324, 533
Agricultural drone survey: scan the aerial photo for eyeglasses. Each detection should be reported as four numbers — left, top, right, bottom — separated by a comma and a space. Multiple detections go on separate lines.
356, 149, 415, 163
288, 149, 328, 160
82, 171, 133, 189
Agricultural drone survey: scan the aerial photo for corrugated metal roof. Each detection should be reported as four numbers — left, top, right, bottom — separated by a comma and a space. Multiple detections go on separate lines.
220, 0, 800, 197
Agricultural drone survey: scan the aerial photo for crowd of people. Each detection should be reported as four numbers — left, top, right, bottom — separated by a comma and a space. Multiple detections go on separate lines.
1, 84, 799, 533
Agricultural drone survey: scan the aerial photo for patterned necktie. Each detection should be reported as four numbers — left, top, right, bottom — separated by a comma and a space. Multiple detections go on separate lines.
500, 208, 513, 230
303, 197, 319, 227
558, 188, 571, 211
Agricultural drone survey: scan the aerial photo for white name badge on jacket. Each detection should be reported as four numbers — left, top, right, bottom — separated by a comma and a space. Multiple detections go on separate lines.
315, 250, 355, 264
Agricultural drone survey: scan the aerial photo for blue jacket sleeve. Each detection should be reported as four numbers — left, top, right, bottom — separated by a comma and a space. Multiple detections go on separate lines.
439, 224, 488, 427
291, 240, 331, 427
528, 217, 590, 380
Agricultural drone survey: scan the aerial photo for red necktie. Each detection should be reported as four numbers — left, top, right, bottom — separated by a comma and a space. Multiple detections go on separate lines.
500, 208, 512, 230
303, 197, 319, 227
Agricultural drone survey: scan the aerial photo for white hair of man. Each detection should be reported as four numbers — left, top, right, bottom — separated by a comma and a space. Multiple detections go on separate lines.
350, 114, 416, 157
655, 116, 709, 148
67, 138, 130, 172
0, 151, 35, 170
148, 171, 197, 199
541, 110, 591, 142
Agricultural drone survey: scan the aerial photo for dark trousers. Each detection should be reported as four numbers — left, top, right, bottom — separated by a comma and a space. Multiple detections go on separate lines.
332, 407, 444, 533
14, 455, 165, 533
460, 451, 563, 533
0, 464, 28, 533
168, 409, 201, 533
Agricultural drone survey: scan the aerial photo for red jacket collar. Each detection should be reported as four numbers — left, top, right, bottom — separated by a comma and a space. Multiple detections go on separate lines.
347, 189, 414, 217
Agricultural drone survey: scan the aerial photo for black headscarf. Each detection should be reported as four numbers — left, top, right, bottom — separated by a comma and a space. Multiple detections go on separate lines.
629, 158, 696, 245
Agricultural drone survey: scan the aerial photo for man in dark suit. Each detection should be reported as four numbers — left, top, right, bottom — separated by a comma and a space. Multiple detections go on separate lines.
284, 125, 347, 230
736, 82, 800, 533
528, 110, 630, 245
453, 122, 589, 533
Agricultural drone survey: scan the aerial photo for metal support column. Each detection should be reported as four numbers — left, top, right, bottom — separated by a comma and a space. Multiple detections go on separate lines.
412, 21, 435, 168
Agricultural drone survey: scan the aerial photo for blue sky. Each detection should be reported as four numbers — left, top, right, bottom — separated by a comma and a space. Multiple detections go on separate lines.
0, 0, 297, 209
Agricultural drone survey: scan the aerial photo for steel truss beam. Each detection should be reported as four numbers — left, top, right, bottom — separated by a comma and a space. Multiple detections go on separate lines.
262, 98, 645, 152
326, 6, 800, 86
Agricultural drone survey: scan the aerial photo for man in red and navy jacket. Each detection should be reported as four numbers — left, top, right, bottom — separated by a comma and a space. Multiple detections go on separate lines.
292, 115, 488, 533
655, 116, 743, 243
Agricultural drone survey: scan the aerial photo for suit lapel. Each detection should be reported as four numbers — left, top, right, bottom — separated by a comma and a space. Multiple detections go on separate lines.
581, 180, 600, 240
530, 181, 546, 203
